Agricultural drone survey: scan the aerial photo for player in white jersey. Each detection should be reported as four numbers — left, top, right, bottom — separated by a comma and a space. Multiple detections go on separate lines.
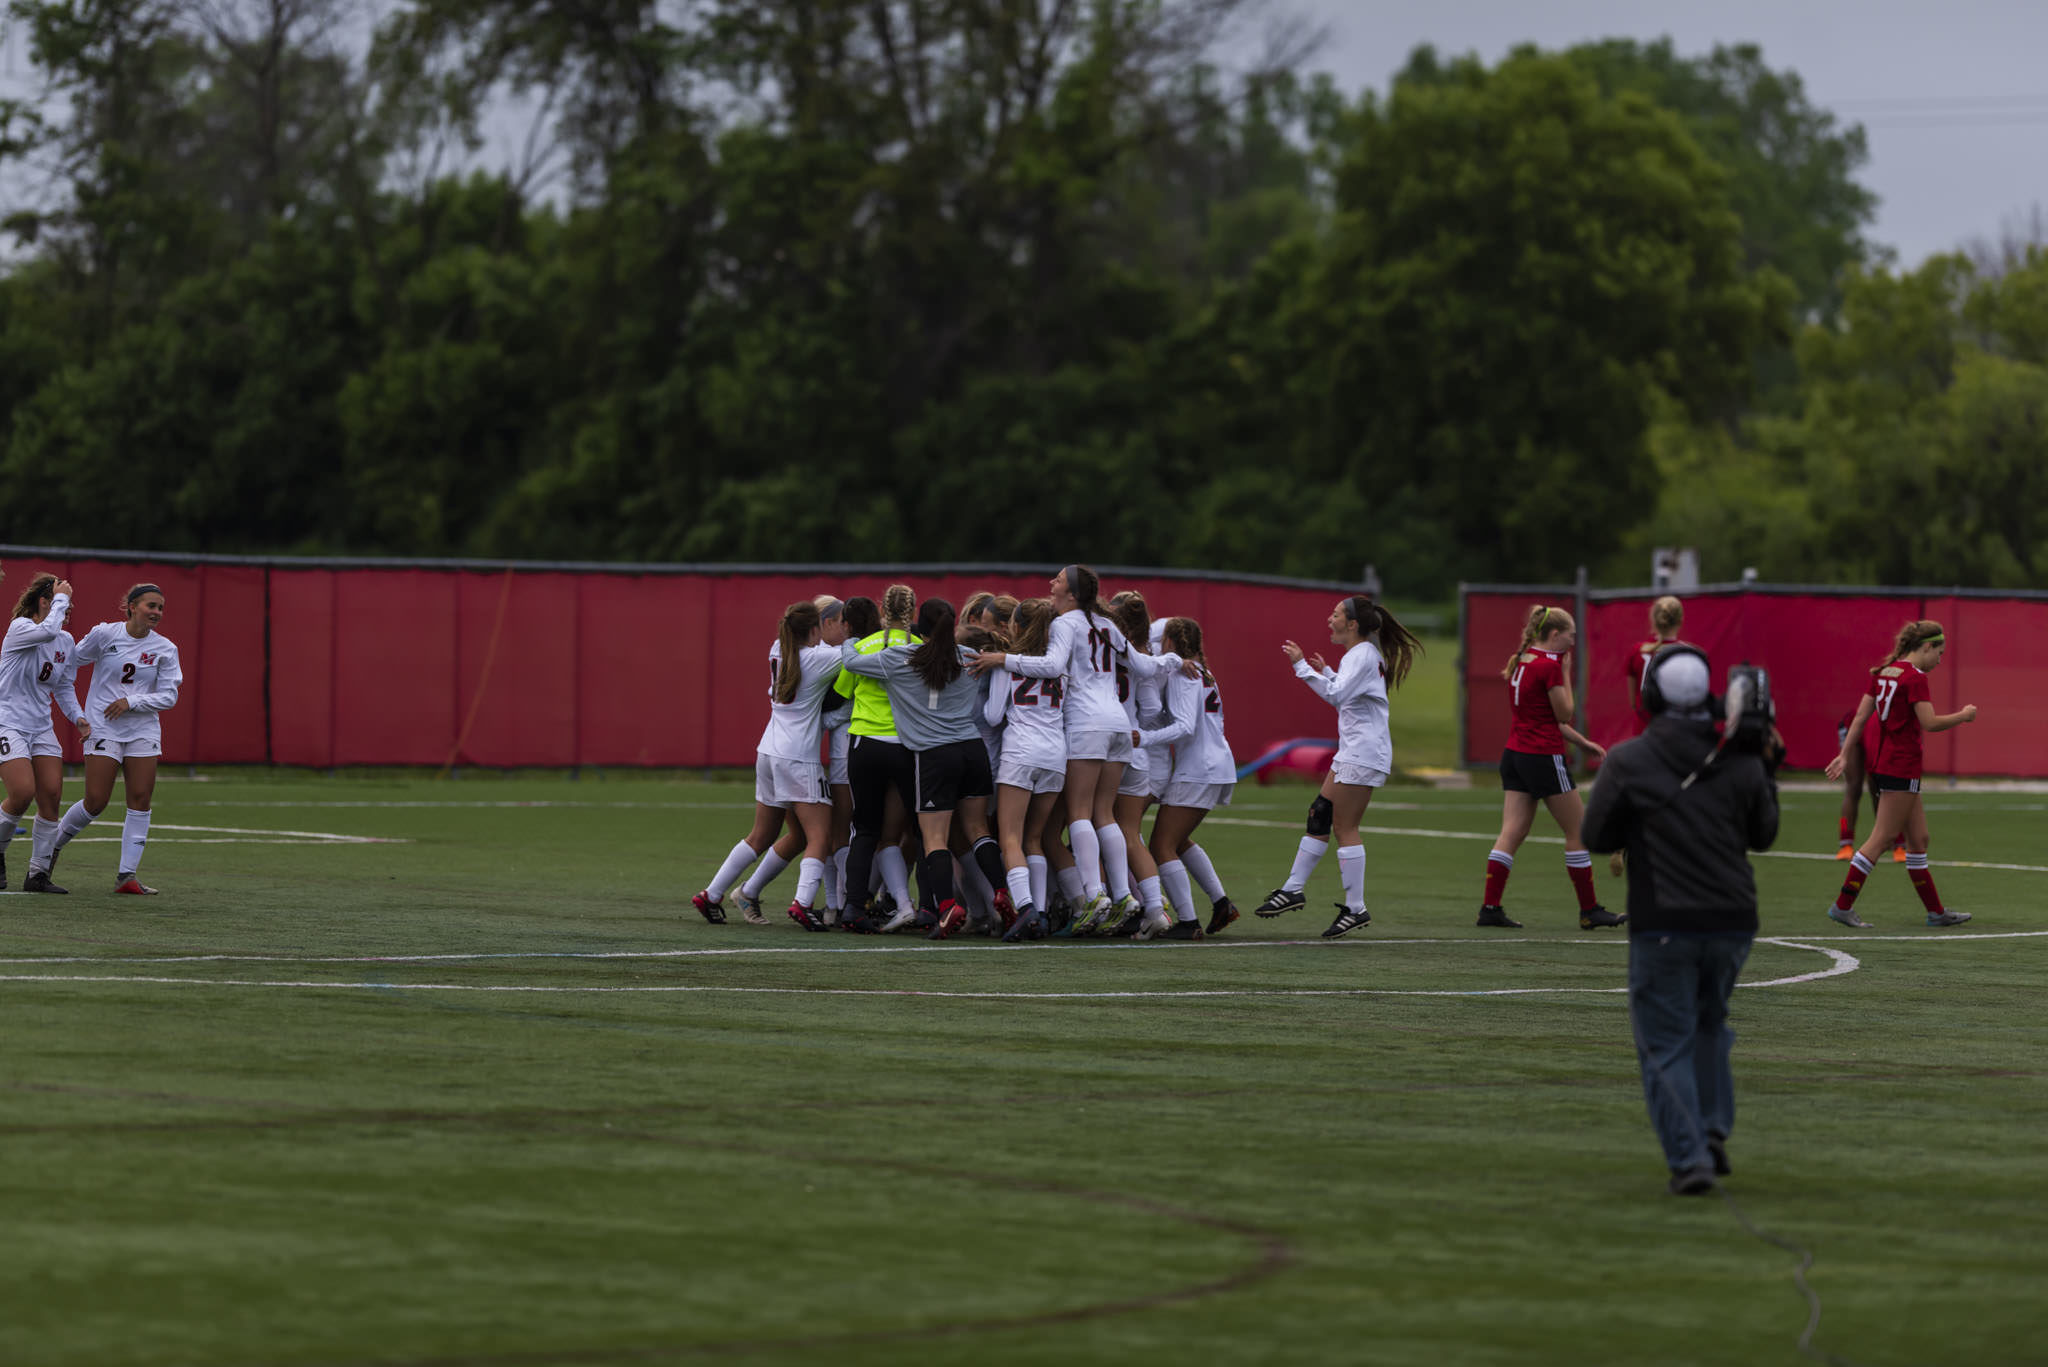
47, 584, 182, 894
1254, 596, 1424, 939
1145, 617, 1237, 940
1100, 592, 1171, 936
970, 564, 1186, 935
983, 598, 1069, 941
0, 574, 86, 891
1141, 608, 1240, 934
693, 598, 848, 928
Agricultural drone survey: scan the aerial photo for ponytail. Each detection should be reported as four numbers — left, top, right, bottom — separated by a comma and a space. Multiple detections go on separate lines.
12, 573, 57, 620
1501, 604, 1551, 680
773, 601, 821, 704
1874, 620, 1945, 676
1165, 617, 1214, 686
1107, 590, 1150, 655
1348, 598, 1424, 690
909, 598, 961, 690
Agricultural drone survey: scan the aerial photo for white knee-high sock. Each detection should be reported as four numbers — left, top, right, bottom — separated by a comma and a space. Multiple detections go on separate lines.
956, 855, 993, 919
794, 856, 825, 909
120, 809, 152, 876
820, 856, 841, 910
707, 839, 761, 899
30, 815, 59, 873
1006, 865, 1035, 913
1138, 874, 1164, 913
876, 845, 914, 910
53, 800, 95, 854
1337, 844, 1366, 912
833, 845, 850, 894
1097, 821, 1131, 899
1181, 842, 1226, 901
1054, 863, 1084, 905
1027, 854, 1050, 911
1067, 819, 1103, 899
1284, 836, 1327, 893
1159, 859, 1197, 921
0, 812, 18, 852
741, 848, 791, 900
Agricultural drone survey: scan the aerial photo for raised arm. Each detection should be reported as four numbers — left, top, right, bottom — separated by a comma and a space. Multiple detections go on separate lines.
3, 590, 71, 652
1294, 645, 1382, 709
982, 614, 1077, 679
1914, 699, 1978, 734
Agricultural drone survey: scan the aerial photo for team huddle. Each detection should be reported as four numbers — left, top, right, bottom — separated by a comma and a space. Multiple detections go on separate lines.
692, 575, 1984, 941
0, 570, 182, 895
690, 565, 1423, 942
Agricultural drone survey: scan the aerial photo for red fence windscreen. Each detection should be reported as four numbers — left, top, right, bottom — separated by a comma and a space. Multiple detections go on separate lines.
0, 550, 1367, 768
1464, 585, 2048, 777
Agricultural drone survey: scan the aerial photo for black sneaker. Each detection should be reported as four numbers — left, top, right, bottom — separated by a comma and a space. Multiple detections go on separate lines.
1707, 1134, 1731, 1178
1161, 919, 1205, 940
1667, 1165, 1716, 1196
24, 870, 65, 894
1476, 904, 1522, 928
1206, 898, 1240, 936
1579, 905, 1628, 930
1321, 904, 1371, 938
1254, 888, 1304, 918
1045, 898, 1073, 936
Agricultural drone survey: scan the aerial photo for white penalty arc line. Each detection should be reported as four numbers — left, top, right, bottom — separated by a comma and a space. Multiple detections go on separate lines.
0, 936, 1866, 998
1200, 817, 2048, 874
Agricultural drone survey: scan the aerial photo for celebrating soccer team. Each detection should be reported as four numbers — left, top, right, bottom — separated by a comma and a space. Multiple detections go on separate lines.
691, 569, 1985, 940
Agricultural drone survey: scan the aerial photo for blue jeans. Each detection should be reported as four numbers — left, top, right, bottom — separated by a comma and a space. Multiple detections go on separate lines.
1627, 931, 1754, 1173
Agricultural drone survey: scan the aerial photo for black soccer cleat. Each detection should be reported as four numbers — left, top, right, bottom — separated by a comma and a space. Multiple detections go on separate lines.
1476, 904, 1522, 929
24, 869, 65, 894
1321, 903, 1372, 938
1160, 919, 1205, 940
1579, 904, 1628, 930
1206, 897, 1241, 937
1254, 888, 1305, 918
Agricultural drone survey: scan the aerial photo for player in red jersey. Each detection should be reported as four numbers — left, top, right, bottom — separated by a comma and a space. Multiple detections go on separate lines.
1831, 706, 1899, 862
1476, 605, 1624, 930
1612, 595, 1686, 876
1624, 596, 1687, 735
1822, 620, 1978, 928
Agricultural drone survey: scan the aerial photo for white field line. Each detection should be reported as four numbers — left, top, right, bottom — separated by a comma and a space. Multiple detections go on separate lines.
41, 822, 405, 846
0, 935, 1893, 999
1200, 817, 2048, 874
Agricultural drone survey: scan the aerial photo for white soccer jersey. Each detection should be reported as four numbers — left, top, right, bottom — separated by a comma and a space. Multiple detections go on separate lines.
39, 629, 85, 730
1119, 654, 1167, 775
74, 622, 182, 745
1295, 640, 1391, 775
758, 640, 847, 762
984, 664, 1067, 770
0, 593, 72, 736
1005, 609, 1176, 737
1167, 670, 1235, 786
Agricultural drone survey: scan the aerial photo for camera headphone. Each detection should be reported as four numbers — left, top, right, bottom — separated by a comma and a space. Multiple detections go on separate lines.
1640, 643, 1713, 716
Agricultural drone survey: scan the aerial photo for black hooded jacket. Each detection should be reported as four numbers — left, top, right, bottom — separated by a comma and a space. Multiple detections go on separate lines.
1581, 715, 1779, 934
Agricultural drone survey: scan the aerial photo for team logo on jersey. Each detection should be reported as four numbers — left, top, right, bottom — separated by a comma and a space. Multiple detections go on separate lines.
54, 652, 65, 663
140, 653, 156, 664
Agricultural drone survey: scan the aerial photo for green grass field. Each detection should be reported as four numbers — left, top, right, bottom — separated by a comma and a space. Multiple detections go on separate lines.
3, 772, 2044, 1366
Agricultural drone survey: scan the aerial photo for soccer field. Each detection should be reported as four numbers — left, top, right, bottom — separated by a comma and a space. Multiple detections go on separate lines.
2, 774, 2044, 1366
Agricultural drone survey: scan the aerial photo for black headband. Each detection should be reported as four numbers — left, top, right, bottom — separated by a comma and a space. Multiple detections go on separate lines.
818, 598, 844, 621
127, 583, 163, 605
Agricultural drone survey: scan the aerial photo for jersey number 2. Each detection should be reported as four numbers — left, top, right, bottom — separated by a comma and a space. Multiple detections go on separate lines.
1875, 678, 1898, 720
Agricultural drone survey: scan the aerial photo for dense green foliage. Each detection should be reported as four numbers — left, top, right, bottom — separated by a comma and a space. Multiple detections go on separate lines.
0, 4, 2027, 589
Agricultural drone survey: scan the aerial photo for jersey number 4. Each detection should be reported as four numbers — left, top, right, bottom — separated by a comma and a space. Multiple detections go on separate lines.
1014, 677, 1064, 708
1510, 665, 1526, 706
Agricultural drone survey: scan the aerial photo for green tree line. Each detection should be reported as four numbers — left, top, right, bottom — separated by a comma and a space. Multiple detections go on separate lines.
1, 1, 2042, 591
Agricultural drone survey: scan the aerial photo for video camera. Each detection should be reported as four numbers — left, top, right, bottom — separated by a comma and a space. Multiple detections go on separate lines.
1720, 663, 1778, 760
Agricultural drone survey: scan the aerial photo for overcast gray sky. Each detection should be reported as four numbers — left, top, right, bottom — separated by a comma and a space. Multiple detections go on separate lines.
1296, 0, 2048, 265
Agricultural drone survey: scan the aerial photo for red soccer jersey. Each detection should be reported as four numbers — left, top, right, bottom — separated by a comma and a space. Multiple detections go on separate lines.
1627, 636, 1673, 733
1869, 661, 1932, 779
1506, 649, 1567, 753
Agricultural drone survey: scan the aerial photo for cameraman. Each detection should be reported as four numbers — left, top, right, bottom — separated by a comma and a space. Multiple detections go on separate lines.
1582, 647, 1779, 1196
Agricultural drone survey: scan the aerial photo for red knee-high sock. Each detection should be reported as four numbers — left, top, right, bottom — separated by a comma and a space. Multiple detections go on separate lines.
1904, 853, 1943, 914
1837, 815, 1853, 843
1835, 852, 1873, 912
1482, 851, 1513, 905
1564, 851, 1598, 912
